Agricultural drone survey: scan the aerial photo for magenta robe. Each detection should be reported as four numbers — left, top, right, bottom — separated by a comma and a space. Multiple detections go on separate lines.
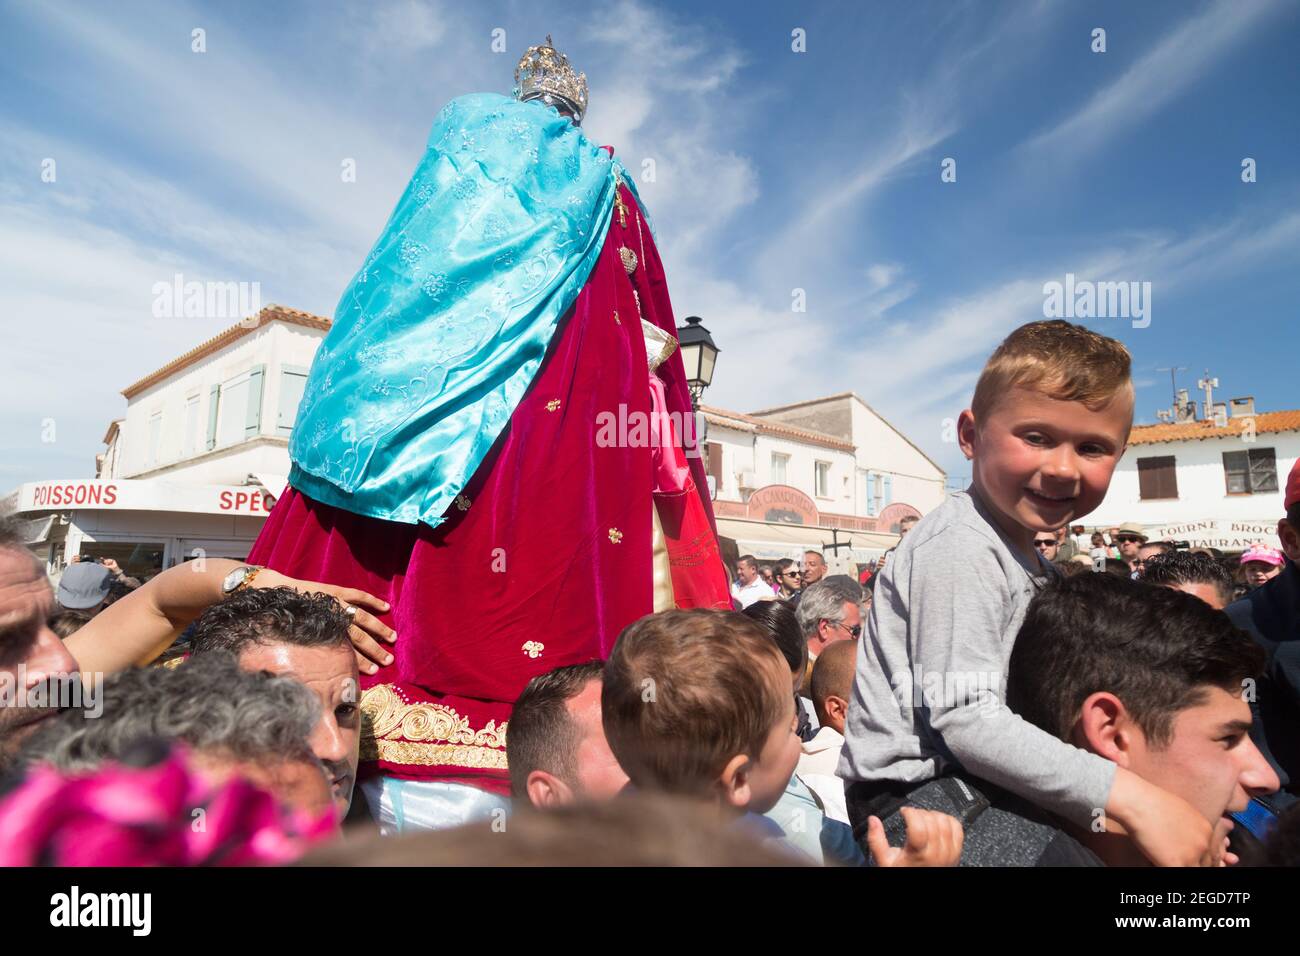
249, 173, 729, 794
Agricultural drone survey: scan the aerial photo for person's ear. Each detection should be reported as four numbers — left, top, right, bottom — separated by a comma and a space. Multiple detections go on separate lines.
526, 770, 574, 810
1072, 692, 1135, 767
715, 753, 752, 810
826, 694, 850, 732
1277, 519, 1300, 564
957, 409, 978, 461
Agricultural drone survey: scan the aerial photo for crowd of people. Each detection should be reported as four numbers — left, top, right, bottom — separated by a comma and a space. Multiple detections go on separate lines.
2, 318, 1298, 867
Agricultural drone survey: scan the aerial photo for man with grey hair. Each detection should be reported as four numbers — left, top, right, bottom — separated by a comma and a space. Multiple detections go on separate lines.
797, 578, 864, 663
18, 652, 334, 818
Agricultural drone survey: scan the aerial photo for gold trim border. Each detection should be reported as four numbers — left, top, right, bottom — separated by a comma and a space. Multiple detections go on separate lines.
360, 684, 508, 771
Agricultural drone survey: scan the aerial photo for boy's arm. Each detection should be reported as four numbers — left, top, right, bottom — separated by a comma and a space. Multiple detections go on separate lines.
910, 540, 1215, 864
908, 540, 1113, 824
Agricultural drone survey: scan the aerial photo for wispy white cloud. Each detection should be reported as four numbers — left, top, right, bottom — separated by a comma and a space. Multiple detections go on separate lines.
1020, 0, 1283, 159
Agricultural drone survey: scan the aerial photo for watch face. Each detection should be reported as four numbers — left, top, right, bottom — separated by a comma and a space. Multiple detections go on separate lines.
223, 567, 247, 593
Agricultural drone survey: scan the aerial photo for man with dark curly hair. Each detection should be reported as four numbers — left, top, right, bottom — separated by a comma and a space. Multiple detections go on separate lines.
189, 588, 359, 819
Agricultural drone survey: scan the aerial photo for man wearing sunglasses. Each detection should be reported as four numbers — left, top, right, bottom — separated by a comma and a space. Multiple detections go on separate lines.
797, 580, 864, 664
774, 559, 802, 600
1113, 521, 1149, 576
1032, 533, 1059, 563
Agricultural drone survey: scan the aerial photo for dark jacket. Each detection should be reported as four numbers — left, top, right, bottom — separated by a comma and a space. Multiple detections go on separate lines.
845, 775, 1102, 867
1226, 562, 1300, 795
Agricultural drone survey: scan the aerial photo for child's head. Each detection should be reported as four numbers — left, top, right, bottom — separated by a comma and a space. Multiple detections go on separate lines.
809, 639, 857, 735
959, 320, 1134, 540
602, 609, 800, 816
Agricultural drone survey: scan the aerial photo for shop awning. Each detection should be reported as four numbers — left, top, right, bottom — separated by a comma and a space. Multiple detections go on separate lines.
714, 517, 897, 563
16, 515, 56, 546
251, 473, 289, 500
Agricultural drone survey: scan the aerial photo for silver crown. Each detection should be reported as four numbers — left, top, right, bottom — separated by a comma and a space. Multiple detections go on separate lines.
514, 35, 588, 124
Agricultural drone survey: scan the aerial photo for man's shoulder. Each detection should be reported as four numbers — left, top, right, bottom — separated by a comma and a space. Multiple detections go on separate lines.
1228, 564, 1300, 646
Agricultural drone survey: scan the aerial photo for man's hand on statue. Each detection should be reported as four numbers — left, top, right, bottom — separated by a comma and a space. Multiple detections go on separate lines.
252, 570, 397, 675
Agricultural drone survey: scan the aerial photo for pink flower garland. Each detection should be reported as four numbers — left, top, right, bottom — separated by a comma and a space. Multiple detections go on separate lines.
0, 749, 337, 866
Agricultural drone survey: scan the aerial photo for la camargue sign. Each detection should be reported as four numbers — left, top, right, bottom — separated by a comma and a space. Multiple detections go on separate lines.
7, 479, 277, 517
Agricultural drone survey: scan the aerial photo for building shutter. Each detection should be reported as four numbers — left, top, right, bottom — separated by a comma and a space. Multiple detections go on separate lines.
883, 473, 893, 507
1249, 447, 1278, 493
707, 442, 723, 486
1137, 455, 1178, 500
1223, 451, 1250, 494
206, 384, 221, 450
244, 364, 266, 438
278, 366, 309, 436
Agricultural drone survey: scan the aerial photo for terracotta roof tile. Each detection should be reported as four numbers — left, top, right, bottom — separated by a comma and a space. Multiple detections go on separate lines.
1128, 410, 1300, 445
700, 404, 855, 451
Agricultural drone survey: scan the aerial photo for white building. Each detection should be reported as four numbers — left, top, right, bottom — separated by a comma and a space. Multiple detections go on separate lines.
3, 306, 328, 577
702, 392, 948, 568
1088, 399, 1299, 551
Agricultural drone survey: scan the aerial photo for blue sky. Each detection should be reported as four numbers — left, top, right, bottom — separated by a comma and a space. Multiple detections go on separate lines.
2, 0, 1298, 489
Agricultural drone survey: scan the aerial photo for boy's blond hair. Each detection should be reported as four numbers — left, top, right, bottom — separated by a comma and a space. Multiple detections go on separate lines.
971, 320, 1132, 424
601, 610, 789, 797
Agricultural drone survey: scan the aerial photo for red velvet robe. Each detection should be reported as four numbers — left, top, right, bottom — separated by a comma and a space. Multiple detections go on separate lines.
248, 173, 730, 794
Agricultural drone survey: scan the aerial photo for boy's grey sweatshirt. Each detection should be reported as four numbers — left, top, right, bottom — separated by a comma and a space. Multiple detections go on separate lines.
837, 490, 1115, 827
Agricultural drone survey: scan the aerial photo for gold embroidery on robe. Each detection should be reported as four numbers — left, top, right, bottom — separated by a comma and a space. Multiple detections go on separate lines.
360, 683, 508, 770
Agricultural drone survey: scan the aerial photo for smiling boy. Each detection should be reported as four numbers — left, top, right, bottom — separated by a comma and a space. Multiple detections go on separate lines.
840, 320, 1223, 865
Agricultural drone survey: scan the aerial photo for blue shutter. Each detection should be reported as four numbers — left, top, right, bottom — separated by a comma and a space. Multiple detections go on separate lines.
206, 384, 221, 450
866, 471, 878, 515
244, 364, 266, 438
277, 366, 309, 437
884, 473, 894, 508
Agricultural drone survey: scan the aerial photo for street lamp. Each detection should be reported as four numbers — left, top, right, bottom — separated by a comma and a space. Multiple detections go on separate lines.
677, 315, 720, 499
677, 315, 719, 408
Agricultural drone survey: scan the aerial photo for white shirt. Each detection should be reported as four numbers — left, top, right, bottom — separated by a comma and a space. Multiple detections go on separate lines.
797, 726, 849, 825
732, 577, 773, 609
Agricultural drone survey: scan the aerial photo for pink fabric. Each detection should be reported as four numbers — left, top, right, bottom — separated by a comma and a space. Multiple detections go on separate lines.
648, 374, 690, 495
249, 175, 728, 791
0, 749, 334, 866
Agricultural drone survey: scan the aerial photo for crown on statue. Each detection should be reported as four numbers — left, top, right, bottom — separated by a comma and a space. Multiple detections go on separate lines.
514, 35, 588, 124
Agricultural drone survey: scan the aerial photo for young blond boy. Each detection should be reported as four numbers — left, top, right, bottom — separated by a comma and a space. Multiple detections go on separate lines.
603, 609, 961, 865
839, 320, 1220, 865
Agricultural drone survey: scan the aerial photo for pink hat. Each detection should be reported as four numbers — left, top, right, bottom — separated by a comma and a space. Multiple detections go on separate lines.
1241, 544, 1284, 567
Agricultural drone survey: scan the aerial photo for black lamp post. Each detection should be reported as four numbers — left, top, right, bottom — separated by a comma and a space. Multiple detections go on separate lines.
677, 315, 719, 409
677, 315, 720, 498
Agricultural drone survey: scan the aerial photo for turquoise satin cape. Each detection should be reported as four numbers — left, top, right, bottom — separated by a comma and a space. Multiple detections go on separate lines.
289, 93, 643, 526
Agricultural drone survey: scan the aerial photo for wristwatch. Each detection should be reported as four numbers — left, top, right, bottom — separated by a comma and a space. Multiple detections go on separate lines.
221, 564, 263, 595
